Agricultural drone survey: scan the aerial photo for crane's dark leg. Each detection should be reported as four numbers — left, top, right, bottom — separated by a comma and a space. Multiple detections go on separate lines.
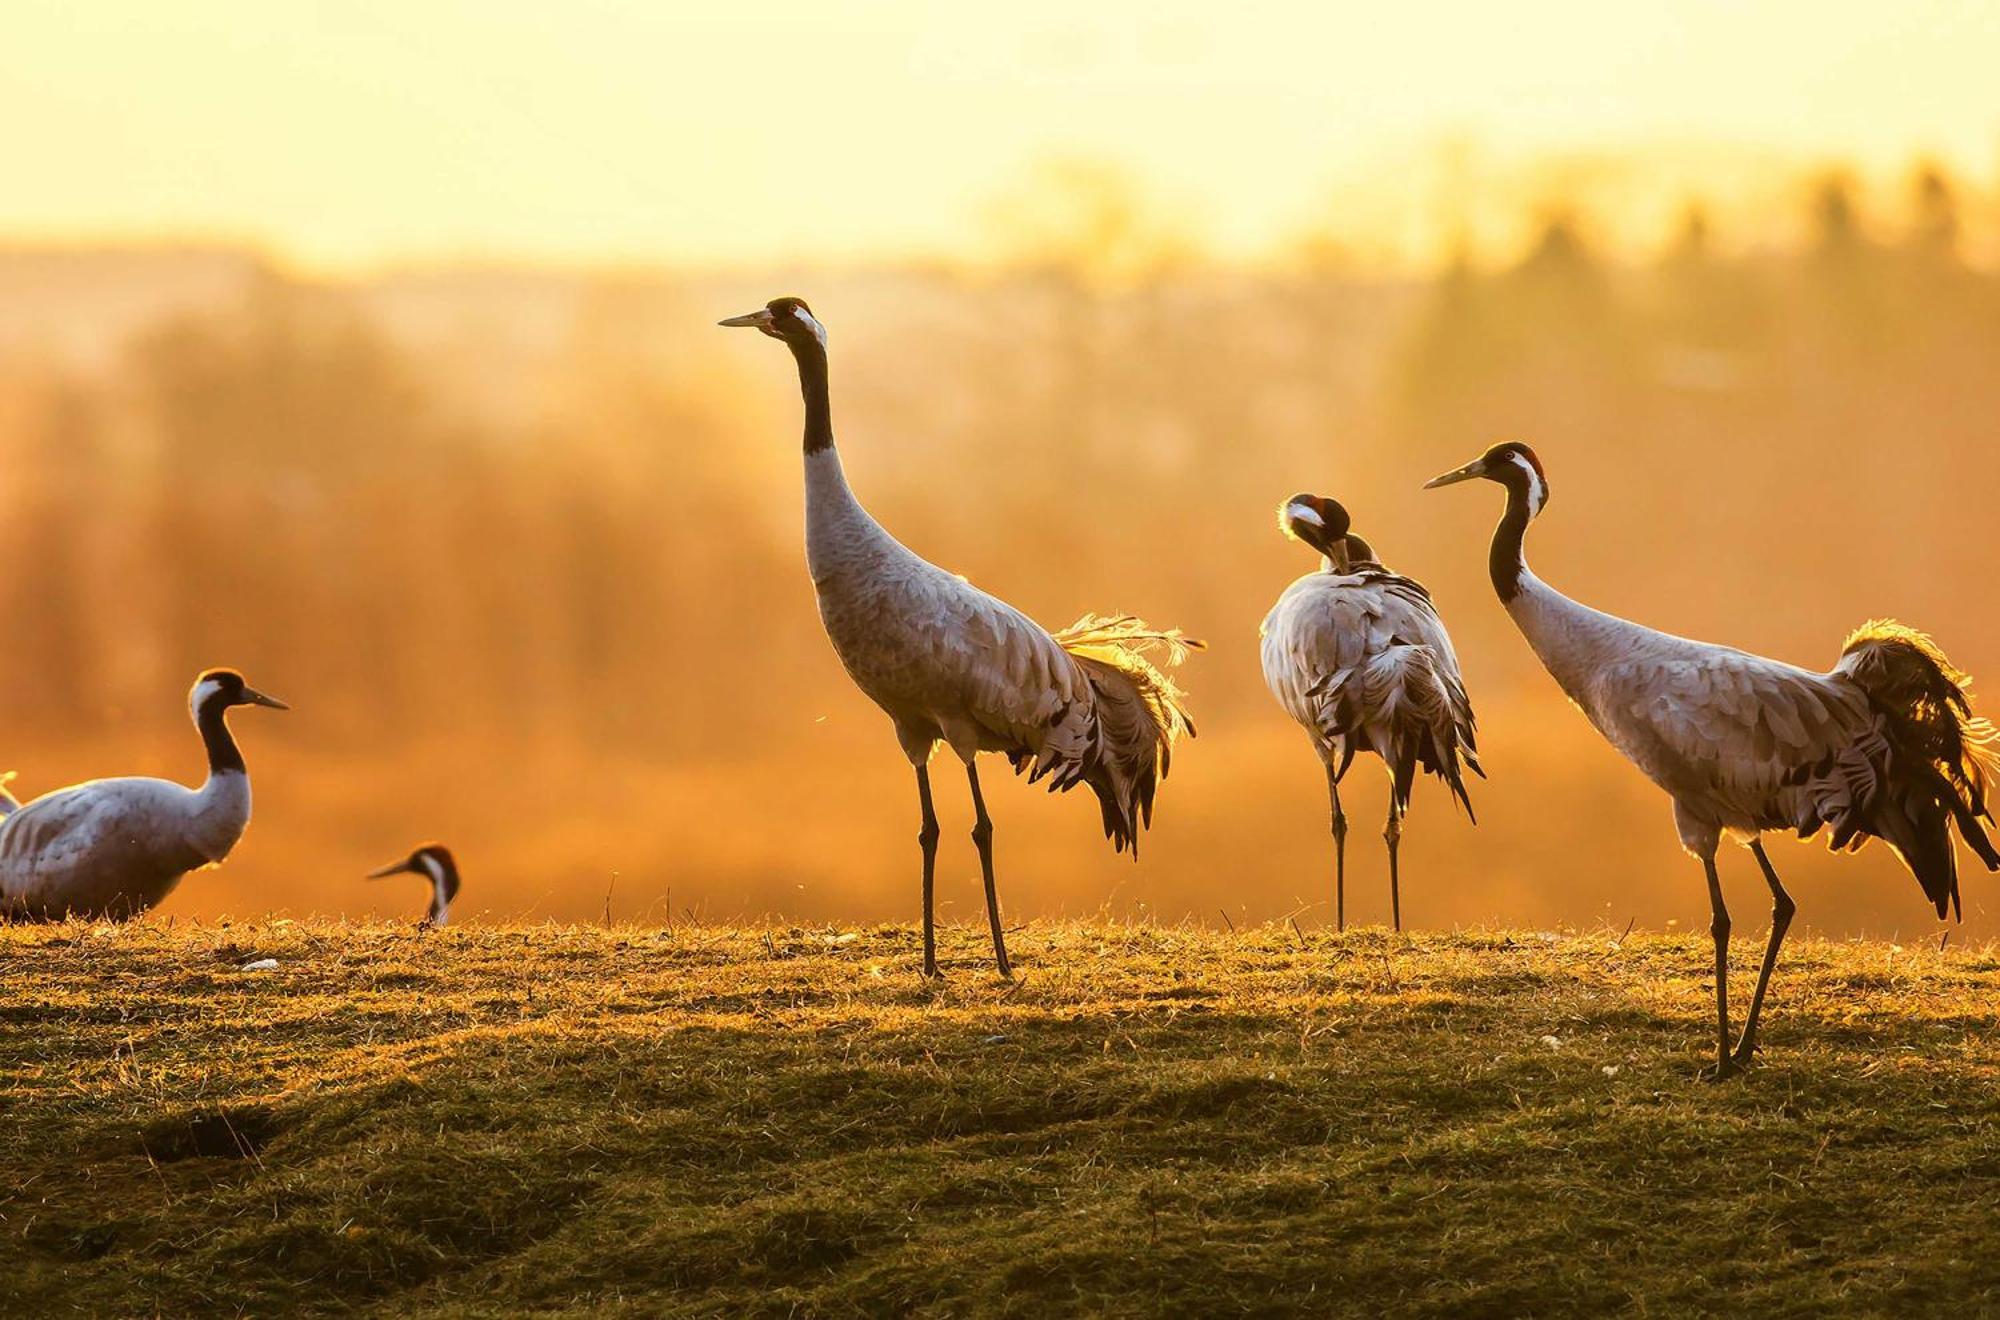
966, 762, 1012, 979
1732, 840, 1796, 1066
1325, 764, 1348, 933
916, 766, 941, 978
1384, 798, 1405, 933
1703, 856, 1735, 1078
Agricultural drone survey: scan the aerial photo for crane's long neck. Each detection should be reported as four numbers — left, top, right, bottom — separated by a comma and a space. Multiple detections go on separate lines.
196, 699, 246, 777
189, 694, 253, 862
1483, 467, 1632, 715
791, 335, 833, 456
787, 331, 889, 585
1489, 473, 1533, 604
421, 853, 455, 926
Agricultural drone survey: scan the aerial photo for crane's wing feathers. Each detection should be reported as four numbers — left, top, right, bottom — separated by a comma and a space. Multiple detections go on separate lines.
1003, 613, 1200, 858
1261, 570, 1479, 814
1617, 651, 1852, 783
953, 598, 1088, 735
1589, 622, 1999, 918
0, 780, 205, 868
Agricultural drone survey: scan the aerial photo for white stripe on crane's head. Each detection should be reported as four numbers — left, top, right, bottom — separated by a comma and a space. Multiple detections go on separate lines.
1277, 493, 1350, 546
190, 674, 228, 718
792, 305, 827, 347
1467, 442, 1549, 518
1508, 451, 1549, 517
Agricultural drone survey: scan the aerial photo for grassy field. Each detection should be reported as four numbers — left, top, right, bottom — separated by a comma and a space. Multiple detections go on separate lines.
7, 920, 2000, 1316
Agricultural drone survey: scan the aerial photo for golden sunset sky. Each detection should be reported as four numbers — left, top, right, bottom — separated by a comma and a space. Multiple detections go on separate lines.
5, 1, 1997, 268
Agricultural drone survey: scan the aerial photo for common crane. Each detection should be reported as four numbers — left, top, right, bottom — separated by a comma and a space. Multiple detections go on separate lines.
1261, 493, 1479, 931
1427, 442, 1997, 1074
720, 297, 1198, 977
0, 669, 286, 922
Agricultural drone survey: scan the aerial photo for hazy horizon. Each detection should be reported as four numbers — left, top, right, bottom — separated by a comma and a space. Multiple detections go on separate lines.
6, 3, 1999, 271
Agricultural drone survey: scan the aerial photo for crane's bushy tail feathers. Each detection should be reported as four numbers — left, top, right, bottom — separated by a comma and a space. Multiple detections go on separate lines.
1821, 621, 2000, 919
1309, 644, 1481, 822
0, 771, 20, 818
1012, 614, 1200, 858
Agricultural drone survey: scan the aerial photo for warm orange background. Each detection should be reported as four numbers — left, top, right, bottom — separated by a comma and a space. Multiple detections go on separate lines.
2, 5, 1998, 937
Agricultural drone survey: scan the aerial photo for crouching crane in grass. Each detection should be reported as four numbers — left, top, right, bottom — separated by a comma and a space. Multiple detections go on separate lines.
1261, 494, 1479, 932
368, 843, 461, 927
1426, 442, 1999, 1075
0, 669, 287, 922
720, 296, 1199, 978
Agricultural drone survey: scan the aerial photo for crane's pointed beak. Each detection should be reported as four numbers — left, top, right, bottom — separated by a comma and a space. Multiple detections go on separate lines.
367, 860, 416, 879
718, 308, 775, 330
1423, 460, 1484, 490
242, 687, 289, 710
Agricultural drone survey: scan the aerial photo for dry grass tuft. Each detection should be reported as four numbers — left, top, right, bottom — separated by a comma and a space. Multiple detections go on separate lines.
6, 920, 2000, 1315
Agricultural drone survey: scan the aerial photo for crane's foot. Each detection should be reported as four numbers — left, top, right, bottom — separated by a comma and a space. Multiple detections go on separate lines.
1729, 1038, 1763, 1069
1698, 1058, 1741, 1083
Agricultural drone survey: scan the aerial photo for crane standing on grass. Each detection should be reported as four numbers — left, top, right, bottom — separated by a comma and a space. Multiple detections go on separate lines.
719, 297, 1199, 979
1261, 493, 1480, 931
1426, 441, 1999, 1075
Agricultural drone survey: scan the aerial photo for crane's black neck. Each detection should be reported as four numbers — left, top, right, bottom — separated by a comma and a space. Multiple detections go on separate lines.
1489, 471, 1533, 604
197, 696, 245, 776
424, 853, 460, 922
787, 336, 833, 455
1293, 523, 1337, 562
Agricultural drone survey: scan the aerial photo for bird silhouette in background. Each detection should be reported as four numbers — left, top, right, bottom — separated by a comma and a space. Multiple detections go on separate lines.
720, 296, 1199, 977
1427, 441, 1999, 1075
1262, 493, 1480, 931
368, 843, 461, 927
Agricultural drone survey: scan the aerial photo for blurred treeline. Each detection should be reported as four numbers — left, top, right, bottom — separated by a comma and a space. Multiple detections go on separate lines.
1, 161, 1997, 935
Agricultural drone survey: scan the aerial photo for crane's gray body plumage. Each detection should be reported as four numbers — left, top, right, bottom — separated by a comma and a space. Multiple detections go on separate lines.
801, 364, 1192, 854
0, 774, 248, 921
806, 450, 1093, 765
1507, 566, 1994, 915
1505, 571, 1862, 838
1262, 562, 1478, 812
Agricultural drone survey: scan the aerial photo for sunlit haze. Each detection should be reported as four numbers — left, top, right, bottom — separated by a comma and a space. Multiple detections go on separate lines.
6, 1, 1998, 268
2, 4, 1999, 937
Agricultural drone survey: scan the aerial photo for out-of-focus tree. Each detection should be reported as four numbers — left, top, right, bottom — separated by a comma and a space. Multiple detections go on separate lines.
1909, 161, 1961, 261
1653, 200, 1770, 358
129, 280, 440, 730
985, 159, 1197, 292
0, 380, 105, 730
1801, 170, 1891, 357
1811, 171, 1869, 258
1397, 201, 1637, 469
